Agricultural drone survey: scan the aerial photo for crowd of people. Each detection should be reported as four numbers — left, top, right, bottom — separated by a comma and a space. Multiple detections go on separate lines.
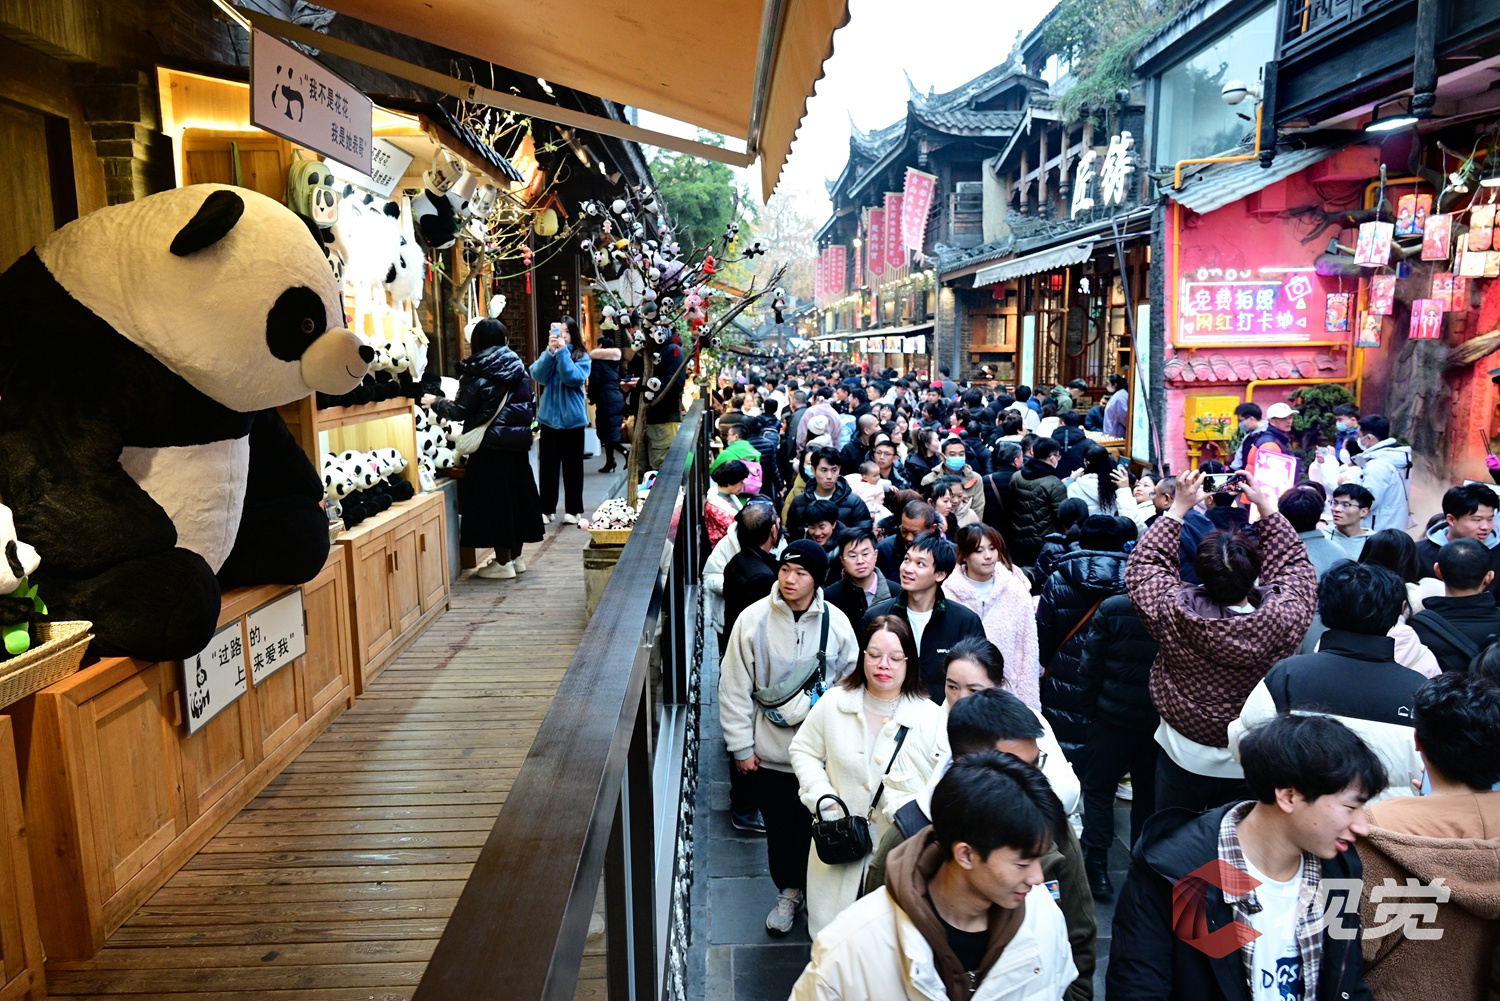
700, 357, 1499, 1001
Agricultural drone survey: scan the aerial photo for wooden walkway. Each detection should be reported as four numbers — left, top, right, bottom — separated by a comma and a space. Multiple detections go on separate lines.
44, 512, 606, 1001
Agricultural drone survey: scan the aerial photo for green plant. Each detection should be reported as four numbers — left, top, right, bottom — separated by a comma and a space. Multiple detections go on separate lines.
1043, 0, 1183, 127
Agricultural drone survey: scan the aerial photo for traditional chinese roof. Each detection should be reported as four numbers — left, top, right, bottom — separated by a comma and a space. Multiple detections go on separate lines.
1167, 142, 1348, 216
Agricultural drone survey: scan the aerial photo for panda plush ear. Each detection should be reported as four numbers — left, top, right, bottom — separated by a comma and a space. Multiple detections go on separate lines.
170, 189, 246, 256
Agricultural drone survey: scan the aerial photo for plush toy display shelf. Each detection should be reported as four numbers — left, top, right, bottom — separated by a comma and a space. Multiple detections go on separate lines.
0, 620, 92, 710
278, 395, 421, 492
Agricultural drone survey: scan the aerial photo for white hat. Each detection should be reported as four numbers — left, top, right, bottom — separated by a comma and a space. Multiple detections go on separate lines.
1265, 402, 1298, 419
806, 414, 830, 434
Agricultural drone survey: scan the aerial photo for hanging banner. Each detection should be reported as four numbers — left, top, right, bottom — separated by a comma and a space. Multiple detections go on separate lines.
902, 168, 938, 255
884, 193, 906, 274
851, 234, 863, 291
251, 28, 373, 173
827, 246, 847, 297
867, 208, 886, 277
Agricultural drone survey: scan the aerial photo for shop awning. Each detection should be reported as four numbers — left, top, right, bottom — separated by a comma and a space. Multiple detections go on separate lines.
1166, 144, 1346, 216
973, 242, 1094, 288
813, 321, 932, 342
237, 1, 848, 201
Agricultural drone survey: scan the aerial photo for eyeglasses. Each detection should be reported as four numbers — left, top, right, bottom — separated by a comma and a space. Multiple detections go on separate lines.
863, 650, 908, 665
743, 496, 776, 507
1329, 500, 1364, 510
1034, 751, 1048, 771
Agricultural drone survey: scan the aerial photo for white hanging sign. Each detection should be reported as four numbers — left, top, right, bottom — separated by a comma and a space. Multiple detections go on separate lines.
182, 622, 248, 735
251, 28, 373, 173
246, 590, 308, 686
326, 139, 416, 198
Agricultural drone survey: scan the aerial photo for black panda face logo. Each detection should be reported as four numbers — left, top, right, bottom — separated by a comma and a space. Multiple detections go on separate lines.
266, 286, 328, 361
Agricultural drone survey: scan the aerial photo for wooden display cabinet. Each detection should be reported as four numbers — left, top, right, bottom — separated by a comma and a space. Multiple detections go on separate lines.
277, 395, 420, 491
0, 717, 43, 1001
337, 491, 449, 693
9, 548, 356, 961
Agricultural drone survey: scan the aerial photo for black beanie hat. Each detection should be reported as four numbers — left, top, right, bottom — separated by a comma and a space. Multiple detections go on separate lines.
778, 538, 829, 584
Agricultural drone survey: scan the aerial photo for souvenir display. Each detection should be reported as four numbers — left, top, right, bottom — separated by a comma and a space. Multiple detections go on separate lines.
1422, 213, 1452, 260
1369, 274, 1396, 314
1409, 298, 1444, 340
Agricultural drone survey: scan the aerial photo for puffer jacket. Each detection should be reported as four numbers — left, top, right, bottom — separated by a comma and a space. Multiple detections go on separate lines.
431, 344, 534, 452
1008, 457, 1068, 564
1077, 594, 1160, 733
529, 346, 591, 429
785, 477, 873, 539
587, 347, 625, 439
1037, 549, 1130, 759
1051, 426, 1090, 478
1351, 438, 1412, 532
1125, 512, 1317, 749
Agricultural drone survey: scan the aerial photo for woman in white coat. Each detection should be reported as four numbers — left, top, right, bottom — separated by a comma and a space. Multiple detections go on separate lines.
1066, 443, 1146, 526
789, 615, 944, 937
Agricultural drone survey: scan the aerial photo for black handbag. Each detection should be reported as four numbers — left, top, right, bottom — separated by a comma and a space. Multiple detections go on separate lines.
809, 724, 909, 865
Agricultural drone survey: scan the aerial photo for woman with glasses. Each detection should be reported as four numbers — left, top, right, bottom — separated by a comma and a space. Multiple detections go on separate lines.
788, 616, 943, 937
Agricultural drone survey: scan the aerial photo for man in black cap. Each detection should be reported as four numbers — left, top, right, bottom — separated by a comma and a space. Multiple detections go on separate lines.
719, 538, 859, 937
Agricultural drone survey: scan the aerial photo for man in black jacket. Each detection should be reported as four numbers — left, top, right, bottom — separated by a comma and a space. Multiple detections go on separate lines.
1076, 590, 1159, 901
875, 500, 940, 583
823, 527, 893, 626
721, 502, 779, 643
863, 532, 986, 702
1051, 411, 1091, 478
1009, 437, 1068, 566
1410, 537, 1500, 673
837, 414, 880, 474
1108, 714, 1385, 1001
784, 446, 873, 539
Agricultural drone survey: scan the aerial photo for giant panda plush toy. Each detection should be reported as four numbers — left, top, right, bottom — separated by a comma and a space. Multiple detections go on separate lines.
0, 184, 372, 661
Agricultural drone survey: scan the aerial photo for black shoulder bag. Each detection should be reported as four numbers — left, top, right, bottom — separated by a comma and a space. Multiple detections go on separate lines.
811, 724, 910, 865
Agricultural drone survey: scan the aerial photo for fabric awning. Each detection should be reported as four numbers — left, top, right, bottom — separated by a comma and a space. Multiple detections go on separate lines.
813, 321, 932, 342
248, 0, 848, 201
973, 241, 1094, 288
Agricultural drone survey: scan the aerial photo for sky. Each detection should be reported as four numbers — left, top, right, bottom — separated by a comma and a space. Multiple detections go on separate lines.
640, 0, 1061, 217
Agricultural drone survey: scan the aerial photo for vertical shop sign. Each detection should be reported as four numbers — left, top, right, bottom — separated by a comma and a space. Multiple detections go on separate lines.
884, 193, 905, 273
182, 622, 248, 735
867, 209, 886, 277
1099, 132, 1136, 208
827, 246, 847, 297
246, 590, 308, 686
1131, 302, 1151, 464
251, 29, 373, 173
851, 232, 863, 291
901, 168, 938, 254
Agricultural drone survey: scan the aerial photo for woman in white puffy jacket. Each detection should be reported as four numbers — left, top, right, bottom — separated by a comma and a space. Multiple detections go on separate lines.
789, 615, 944, 938
1065, 443, 1146, 525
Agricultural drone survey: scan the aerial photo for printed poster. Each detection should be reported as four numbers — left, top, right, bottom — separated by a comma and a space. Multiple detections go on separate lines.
1355, 222, 1395, 267
1409, 299, 1444, 340
1470, 204, 1496, 252
1422, 213, 1452, 261
1368, 275, 1396, 315
1324, 292, 1352, 332
1395, 193, 1431, 237
1356, 311, 1382, 348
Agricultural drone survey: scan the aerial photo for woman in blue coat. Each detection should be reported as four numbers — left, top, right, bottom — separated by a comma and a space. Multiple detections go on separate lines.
530, 316, 592, 523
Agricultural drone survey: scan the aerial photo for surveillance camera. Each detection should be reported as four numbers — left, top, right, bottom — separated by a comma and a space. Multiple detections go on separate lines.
1116, 87, 1131, 104
1221, 80, 1258, 106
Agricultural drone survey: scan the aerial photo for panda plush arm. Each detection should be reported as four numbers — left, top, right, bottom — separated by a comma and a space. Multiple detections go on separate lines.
216, 409, 331, 588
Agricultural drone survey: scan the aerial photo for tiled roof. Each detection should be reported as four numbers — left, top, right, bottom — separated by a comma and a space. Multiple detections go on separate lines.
1167, 143, 1346, 216
912, 62, 1026, 114
912, 107, 1024, 134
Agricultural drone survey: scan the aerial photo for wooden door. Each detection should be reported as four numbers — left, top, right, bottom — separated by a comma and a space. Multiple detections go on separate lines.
301, 553, 353, 719
0, 100, 57, 273
79, 663, 184, 898
250, 652, 301, 763
389, 516, 422, 634
177, 683, 253, 825
0, 718, 43, 1001
417, 501, 447, 613
353, 531, 396, 667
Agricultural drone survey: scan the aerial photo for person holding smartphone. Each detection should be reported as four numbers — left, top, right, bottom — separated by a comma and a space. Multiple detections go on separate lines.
530, 317, 592, 524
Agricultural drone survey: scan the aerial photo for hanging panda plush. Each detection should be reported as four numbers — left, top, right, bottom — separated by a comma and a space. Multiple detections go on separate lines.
0, 184, 372, 661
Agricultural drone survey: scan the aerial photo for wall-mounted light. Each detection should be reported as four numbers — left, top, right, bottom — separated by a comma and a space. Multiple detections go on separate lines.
1365, 98, 1418, 133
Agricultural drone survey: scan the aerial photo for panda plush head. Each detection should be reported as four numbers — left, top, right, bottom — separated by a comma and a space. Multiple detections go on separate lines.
34, 184, 370, 411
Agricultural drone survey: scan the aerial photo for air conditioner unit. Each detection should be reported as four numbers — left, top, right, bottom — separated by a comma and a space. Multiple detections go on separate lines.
1308, 147, 1383, 184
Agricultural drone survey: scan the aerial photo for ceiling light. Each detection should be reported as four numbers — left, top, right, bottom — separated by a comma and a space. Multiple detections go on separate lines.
1364, 98, 1418, 133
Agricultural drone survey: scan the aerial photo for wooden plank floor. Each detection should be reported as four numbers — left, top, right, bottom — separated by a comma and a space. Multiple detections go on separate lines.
45, 513, 610, 1001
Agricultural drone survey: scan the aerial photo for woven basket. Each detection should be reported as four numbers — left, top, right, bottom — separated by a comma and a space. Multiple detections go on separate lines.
0, 620, 93, 709
588, 528, 633, 546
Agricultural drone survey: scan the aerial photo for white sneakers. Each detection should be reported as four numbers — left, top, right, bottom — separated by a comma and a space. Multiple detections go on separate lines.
765, 888, 803, 937
512, 557, 527, 574
541, 513, 553, 524
562, 513, 579, 524
475, 560, 516, 579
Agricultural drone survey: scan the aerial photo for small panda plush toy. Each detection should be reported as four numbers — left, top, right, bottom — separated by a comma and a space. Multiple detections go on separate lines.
0, 184, 371, 660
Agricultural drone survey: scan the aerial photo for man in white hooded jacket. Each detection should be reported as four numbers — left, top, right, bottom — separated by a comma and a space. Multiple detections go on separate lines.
720, 539, 859, 937
1350, 415, 1411, 532
790, 752, 1076, 1001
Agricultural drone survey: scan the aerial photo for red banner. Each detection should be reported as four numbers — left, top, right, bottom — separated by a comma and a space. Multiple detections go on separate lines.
867, 208, 886, 277
884, 192, 905, 273
902, 168, 937, 255
827, 245, 846, 297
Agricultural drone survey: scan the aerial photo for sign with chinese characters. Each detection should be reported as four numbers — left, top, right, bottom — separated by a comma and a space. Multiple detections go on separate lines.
326, 138, 414, 198
825, 245, 847, 299
1176, 269, 1318, 346
901, 168, 937, 254
866, 208, 886, 277
1071, 131, 1135, 219
883, 193, 905, 273
181, 622, 248, 735
246, 590, 308, 685
251, 28, 373, 173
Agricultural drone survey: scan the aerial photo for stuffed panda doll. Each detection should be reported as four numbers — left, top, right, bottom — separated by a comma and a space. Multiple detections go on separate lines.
0, 184, 371, 661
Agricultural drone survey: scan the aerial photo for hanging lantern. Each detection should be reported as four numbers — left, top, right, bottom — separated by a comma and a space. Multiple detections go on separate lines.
533, 207, 560, 236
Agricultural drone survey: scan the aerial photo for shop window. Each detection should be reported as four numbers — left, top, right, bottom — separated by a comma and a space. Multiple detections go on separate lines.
1153, 4, 1276, 167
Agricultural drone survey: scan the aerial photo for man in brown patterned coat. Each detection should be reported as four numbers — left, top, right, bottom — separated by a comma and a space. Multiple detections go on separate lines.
1125, 470, 1318, 814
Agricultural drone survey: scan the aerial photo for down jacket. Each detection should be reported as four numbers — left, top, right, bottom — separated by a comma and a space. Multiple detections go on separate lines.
1008, 457, 1068, 564
431, 344, 535, 452
586, 346, 625, 443
1077, 593, 1160, 733
785, 478, 873, 540
1037, 549, 1131, 759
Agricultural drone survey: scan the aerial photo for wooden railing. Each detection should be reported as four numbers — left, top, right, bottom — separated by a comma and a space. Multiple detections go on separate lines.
412, 401, 710, 1001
